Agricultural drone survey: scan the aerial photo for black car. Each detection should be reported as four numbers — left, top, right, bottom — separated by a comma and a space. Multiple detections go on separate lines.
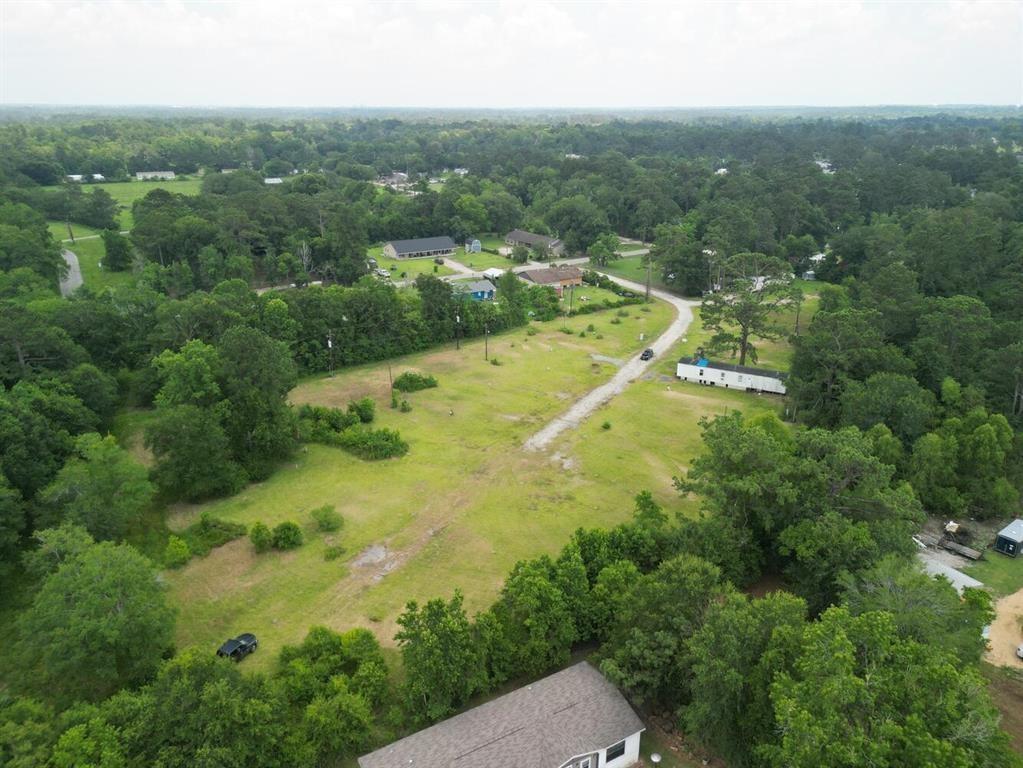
217, 633, 258, 661
640, 348, 654, 361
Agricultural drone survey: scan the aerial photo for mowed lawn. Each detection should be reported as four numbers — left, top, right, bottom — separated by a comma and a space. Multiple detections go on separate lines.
66, 237, 135, 292
161, 296, 783, 668
368, 244, 455, 279
42, 177, 202, 230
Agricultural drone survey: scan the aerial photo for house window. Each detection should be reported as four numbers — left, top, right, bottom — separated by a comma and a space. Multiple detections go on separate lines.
580, 759, 592, 768
698, 370, 704, 376
606, 740, 627, 761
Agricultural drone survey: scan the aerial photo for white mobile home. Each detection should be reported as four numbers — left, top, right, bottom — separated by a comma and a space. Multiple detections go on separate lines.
676, 355, 787, 395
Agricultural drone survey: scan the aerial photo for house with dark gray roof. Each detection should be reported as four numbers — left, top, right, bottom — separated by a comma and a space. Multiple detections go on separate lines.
358, 662, 644, 768
506, 229, 565, 256
383, 236, 457, 260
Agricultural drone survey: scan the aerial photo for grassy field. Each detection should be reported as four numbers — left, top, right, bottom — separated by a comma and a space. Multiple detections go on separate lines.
66, 236, 135, 292
43, 178, 203, 230
153, 290, 783, 669
450, 248, 513, 270
368, 245, 455, 279
597, 255, 672, 292
47, 221, 103, 242
966, 553, 1023, 598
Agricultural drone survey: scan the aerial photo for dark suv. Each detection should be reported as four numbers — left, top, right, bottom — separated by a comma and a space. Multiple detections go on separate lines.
217, 633, 258, 661
640, 348, 654, 361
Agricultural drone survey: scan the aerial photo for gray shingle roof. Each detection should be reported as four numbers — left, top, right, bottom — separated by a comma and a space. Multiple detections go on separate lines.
387, 236, 456, 255
519, 266, 583, 285
454, 279, 496, 294
997, 519, 1023, 544
357, 662, 643, 768
506, 229, 561, 249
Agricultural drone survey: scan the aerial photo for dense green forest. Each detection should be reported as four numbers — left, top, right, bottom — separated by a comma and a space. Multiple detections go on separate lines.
1, 113, 1022, 766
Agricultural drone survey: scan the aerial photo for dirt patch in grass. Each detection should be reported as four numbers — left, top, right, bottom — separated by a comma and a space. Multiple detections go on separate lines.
353, 544, 389, 567
982, 663, 1023, 753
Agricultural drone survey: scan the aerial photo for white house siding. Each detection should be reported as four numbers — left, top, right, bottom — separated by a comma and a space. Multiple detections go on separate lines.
676, 362, 787, 395
600, 731, 642, 767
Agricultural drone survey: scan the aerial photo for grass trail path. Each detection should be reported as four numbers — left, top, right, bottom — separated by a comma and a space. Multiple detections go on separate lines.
524, 274, 697, 451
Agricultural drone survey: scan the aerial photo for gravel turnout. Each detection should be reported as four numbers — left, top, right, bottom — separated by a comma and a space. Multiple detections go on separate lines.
524, 276, 697, 451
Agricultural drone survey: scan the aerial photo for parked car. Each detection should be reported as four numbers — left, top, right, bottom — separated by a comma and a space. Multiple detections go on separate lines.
434, 257, 445, 265
217, 633, 258, 661
375, 269, 391, 278
640, 349, 654, 361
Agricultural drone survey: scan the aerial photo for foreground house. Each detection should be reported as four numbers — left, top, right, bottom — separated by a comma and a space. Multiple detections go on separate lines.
676, 354, 787, 394
506, 228, 565, 256
358, 662, 643, 768
383, 236, 457, 260
518, 265, 584, 296
454, 278, 496, 301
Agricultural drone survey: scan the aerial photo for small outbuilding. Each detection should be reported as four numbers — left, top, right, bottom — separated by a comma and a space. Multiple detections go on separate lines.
995, 519, 1023, 557
465, 238, 482, 253
136, 170, 176, 180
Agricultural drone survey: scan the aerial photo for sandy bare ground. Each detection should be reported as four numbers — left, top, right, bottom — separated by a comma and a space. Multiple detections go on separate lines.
987, 586, 1023, 667
524, 275, 697, 451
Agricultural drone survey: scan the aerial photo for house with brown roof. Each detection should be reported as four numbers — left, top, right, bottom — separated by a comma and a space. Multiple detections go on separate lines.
518, 265, 584, 296
358, 662, 644, 768
506, 229, 565, 256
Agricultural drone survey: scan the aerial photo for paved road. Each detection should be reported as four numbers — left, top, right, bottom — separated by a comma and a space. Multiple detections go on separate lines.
523, 273, 697, 451
59, 249, 83, 297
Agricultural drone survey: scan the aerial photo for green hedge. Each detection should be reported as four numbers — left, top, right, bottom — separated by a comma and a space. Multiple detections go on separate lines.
393, 371, 438, 392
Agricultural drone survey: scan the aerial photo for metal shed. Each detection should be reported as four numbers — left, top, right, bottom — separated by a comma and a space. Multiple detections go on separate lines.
994, 519, 1023, 557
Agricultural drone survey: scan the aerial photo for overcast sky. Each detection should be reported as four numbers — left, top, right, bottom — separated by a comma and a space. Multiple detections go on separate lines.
1, 0, 1021, 108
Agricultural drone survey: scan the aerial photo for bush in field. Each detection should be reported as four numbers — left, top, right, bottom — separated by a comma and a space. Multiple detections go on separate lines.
400, 399, 412, 412
393, 371, 438, 392
181, 513, 247, 557
337, 428, 410, 460
164, 535, 191, 568
271, 521, 303, 550
312, 505, 343, 532
250, 522, 272, 553
324, 544, 346, 561
347, 397, 375, 424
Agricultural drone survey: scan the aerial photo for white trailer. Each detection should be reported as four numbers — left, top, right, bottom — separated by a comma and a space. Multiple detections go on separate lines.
676, 358, 787, 395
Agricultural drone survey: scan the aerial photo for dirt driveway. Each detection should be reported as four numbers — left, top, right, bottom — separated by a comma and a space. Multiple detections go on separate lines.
987, 586, 1023, 667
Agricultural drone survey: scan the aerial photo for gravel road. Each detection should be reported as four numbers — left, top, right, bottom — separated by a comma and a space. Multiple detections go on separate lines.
59, 248, 83, 297
523, 275, 696, 451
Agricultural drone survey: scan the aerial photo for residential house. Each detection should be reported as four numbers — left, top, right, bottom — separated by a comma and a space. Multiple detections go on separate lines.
91, 174, 105, 182
454, 279, 496, 302
358, 662, 644, 768
518, 265, 584, 296
505, 229, 565, 256
264, 177, 284, 185
135, 171, 176, 180
66, 174, 84, 182
676, 352, 787, 395
383, 236, 457, 260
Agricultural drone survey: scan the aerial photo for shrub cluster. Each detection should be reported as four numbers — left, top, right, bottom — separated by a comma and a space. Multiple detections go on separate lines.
337, 427, 410, 460
312, 505, 344, 532
180, 513, 247, 557
393, 371, 438, 393
250, 520, 304, 552
163, 535, 191, 568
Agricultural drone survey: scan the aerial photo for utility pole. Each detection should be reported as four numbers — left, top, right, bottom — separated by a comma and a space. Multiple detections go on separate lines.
568, 282, 574, 314
645, 259, 652, 303
327, 331, 335, 377
484, 323, 489, 360
455, 313, 461, 350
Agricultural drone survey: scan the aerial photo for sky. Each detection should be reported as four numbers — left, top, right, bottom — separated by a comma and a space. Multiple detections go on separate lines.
1, 0, 1021, 108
